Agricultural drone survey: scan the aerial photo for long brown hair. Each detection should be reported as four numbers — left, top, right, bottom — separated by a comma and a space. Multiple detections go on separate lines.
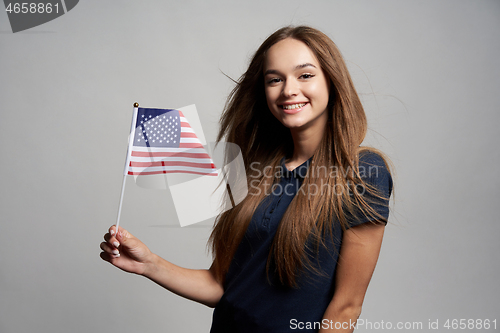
209, 26, 391, 287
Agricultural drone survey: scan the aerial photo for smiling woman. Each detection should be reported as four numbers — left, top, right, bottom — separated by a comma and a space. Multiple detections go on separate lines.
264, 38, 330, 134
100, 26, 393, 333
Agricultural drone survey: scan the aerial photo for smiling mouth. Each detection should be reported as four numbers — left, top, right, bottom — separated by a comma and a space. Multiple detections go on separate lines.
281, 103, 307, 110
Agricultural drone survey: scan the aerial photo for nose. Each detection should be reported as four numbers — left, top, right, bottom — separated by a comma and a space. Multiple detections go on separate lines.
282, 78, 299, 97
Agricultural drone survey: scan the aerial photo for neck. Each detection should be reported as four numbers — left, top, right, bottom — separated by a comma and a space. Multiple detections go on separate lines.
286, 118, 327, 171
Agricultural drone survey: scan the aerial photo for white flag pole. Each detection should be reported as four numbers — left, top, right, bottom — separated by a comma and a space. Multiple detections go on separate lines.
115, 174, 127, 233
116, 102, 140, 233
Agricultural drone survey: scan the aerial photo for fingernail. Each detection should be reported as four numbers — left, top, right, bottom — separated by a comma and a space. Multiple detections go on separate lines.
113, 253, 120, 258
110, 229, 115, 236
112, 249, 119, 255
113, 241, 120, 248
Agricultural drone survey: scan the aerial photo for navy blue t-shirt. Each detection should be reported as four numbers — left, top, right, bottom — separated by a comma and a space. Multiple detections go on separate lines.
210, 152, 392, 333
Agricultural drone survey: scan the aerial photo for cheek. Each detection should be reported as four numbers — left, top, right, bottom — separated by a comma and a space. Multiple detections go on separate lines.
309, 80, 330, 106
265, 90, 283, 121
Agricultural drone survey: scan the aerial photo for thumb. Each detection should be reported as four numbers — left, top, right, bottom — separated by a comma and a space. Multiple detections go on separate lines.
113, 227, 151, 265
115, 227, 135, 248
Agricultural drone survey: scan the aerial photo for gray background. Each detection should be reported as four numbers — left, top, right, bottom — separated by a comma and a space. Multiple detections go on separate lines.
1, 1, 499, 332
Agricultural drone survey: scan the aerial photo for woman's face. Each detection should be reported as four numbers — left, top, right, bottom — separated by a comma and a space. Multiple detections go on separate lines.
264, 38, 330, 133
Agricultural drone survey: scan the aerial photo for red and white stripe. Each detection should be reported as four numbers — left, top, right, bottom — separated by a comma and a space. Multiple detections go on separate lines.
125, 112, 218, 176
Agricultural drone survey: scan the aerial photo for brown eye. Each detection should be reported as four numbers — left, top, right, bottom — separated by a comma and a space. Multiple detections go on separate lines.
300, 74, 314, 79
267, 78, 282, 84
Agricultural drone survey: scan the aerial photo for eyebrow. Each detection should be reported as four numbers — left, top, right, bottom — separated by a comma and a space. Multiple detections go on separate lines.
264, 63, 317, 76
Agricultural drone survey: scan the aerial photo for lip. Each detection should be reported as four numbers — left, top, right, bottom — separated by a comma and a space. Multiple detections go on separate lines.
280, 102, 308, 114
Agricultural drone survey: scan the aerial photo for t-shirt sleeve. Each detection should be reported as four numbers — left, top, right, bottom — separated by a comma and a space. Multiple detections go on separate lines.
346, 151, 393, 229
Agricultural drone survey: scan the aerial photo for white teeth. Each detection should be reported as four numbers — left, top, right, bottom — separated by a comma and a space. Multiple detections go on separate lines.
282, 103, 306, 110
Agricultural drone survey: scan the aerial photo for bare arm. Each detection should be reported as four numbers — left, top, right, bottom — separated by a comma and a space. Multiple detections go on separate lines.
144, 255, 223, 308
100, 226, 224, 308
319, 222, 385, 332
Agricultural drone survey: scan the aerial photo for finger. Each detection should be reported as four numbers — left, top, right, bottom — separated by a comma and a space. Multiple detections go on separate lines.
100, 251, 110, 262
100, 242, 120, 256
115, 227, 131, 243
104, 232, 120, 249
100, 251, 120, 261
111, 225, 126, 240
109, 225, 117, 236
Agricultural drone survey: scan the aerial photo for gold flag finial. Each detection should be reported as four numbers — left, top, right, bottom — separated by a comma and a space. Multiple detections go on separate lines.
133, 102, 139, 108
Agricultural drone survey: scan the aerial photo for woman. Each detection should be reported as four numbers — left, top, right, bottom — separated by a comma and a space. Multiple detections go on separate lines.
100, 26, 393, 332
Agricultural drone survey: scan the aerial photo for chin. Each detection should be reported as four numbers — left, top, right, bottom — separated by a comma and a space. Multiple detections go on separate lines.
279, 119, 307, 129
276, 113, 308, 128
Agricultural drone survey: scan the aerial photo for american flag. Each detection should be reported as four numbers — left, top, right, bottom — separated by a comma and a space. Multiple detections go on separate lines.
124, 108, 218, 176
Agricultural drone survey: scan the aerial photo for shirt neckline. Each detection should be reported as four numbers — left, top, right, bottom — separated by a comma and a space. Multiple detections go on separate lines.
280, 156, 312, 179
